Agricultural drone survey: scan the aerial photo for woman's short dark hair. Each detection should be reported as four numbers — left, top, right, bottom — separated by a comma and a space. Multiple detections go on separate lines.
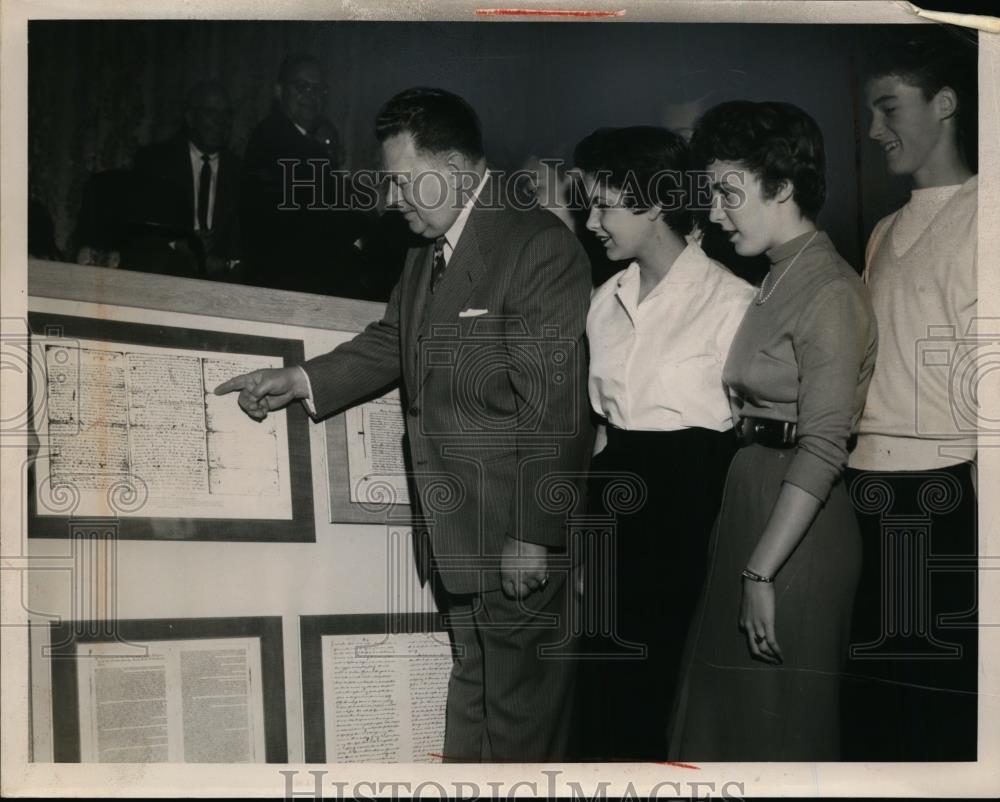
375, 87, 484, 161
573, 126, 693, 237
865, 26, 977, 170
690, 101, 827, 221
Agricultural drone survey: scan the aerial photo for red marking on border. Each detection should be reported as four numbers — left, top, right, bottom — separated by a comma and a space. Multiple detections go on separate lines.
476, 8, 626, 18
426, 752, 445, 760
654, 761, 701, 769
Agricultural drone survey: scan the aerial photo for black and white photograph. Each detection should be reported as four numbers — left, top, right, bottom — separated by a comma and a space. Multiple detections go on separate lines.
2, 0, 998, 798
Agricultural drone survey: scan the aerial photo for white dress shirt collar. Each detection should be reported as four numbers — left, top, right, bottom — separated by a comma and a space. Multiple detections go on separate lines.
440, 169, 490, 262
614, 241, 707, 318
188, 140, 218, 164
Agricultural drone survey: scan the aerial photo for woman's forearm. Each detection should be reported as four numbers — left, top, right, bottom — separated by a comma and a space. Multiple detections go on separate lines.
745, 482, 823, 578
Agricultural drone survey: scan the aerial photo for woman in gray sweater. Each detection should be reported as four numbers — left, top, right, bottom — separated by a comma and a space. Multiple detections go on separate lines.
667, 101, 877, 761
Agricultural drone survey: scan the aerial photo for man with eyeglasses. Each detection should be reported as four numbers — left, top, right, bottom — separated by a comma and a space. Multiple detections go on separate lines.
242, 53, 366, 295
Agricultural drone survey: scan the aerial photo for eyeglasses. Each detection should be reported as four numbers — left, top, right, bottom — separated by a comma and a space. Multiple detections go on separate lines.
288, 80, 329, 98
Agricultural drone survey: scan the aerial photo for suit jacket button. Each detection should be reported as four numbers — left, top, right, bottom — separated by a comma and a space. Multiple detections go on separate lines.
409, 406, 420, 417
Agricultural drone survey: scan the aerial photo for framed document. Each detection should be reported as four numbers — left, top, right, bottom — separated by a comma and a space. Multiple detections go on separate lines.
49, 616, 287, 763
27, 312, 314, 541
326, 389, 414, 524
299, 613, 451, 763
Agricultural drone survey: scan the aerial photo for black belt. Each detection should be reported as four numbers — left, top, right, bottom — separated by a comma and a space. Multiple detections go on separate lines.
736, 417, 797, 449
735, 417, 858, 452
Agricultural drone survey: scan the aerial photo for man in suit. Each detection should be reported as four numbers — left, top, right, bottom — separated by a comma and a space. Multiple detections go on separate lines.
241, 53, 367, 295
133, 80, 242, 280
217, 87, 593, 761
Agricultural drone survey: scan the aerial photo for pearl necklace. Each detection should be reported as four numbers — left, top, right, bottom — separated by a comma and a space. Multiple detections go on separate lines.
756, 231, 818, 305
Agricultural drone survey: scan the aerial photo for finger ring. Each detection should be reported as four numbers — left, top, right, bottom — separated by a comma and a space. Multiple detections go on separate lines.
540, 575, 550, 588
754, 634, 765, 644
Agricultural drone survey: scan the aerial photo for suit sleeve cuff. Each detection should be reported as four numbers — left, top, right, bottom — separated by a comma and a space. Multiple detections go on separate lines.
297, 365, 317, 418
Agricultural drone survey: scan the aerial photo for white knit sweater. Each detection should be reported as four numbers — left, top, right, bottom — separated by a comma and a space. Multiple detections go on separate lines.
850, 176, 978, 471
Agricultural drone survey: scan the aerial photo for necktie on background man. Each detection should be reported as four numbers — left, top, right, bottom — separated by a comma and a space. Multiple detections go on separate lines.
197, 154, 212, 233
430, 235, 447, 292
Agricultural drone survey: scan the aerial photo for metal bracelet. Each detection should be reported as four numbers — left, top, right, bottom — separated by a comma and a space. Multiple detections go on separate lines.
741, 567, 774, 584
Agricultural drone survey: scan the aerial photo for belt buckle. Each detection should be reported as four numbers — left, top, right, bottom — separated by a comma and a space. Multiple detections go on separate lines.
781, 421, 797, 446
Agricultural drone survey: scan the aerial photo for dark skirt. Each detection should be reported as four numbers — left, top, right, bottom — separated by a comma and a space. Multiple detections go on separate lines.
667, 443, 862, 761
574, 425, 736, 762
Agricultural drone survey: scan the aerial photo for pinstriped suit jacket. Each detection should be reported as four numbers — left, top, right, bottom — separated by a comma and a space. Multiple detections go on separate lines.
302, 174, 593, 594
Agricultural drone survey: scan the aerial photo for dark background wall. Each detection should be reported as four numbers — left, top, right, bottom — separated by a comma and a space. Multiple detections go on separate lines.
29, 20, 925, 269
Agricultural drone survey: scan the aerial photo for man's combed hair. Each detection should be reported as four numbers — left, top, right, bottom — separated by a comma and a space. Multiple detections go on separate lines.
690, 100, 827, 222
573, 126, 694, 237
375, 87, 484, 160
866, 26, 977, 170
277, 53, 321, 84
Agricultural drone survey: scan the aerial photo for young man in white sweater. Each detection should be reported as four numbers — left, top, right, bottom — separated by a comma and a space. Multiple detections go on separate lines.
843, 27, 978, 761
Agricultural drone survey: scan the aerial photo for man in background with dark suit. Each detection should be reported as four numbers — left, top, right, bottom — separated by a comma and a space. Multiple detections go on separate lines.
217, 87, 593, 761
133, 80, 242, 280
241, 53, 367, 295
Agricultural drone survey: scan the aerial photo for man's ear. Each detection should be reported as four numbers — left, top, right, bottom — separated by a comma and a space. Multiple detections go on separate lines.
934, 86, 959, 121
774, 179, 795, 204
444, 150, 467, 174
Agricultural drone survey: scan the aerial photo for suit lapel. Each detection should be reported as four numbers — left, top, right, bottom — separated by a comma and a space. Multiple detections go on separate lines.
401, 244, 433, 387
174, 139, 196, 227
409, 175, 498, 394
423, 215, 489, 325
214, 151, 235, 229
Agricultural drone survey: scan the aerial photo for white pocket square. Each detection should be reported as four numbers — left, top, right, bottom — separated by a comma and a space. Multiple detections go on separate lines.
459, 308, 489, 317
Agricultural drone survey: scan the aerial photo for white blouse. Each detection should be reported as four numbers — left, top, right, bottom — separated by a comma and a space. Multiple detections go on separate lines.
587, 241, 753, 432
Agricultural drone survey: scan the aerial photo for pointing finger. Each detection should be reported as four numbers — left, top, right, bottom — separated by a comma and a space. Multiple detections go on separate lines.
214, 373, 255, 395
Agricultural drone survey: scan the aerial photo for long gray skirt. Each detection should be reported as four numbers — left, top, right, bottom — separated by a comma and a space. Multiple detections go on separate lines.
667, 443, 862, 761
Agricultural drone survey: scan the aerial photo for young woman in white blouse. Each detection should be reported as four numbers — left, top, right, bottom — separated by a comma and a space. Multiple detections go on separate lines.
572, 126, 754, 761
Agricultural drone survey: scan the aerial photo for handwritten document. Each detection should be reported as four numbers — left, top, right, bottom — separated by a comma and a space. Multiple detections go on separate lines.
321, 632, 452, 762
76, 638, 266, 763
344, 390, 411, 506
37, 339, 292, 519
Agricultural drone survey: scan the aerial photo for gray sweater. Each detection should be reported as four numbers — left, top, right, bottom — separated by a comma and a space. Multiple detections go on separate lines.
723, 231, 878, 501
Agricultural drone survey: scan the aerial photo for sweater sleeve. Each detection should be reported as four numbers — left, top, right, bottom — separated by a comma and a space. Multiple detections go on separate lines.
783, 279, 872, 501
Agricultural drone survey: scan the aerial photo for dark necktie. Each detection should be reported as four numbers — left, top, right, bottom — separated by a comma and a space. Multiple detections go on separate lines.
197, 154, 212, 232
430, 235, 447, 292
